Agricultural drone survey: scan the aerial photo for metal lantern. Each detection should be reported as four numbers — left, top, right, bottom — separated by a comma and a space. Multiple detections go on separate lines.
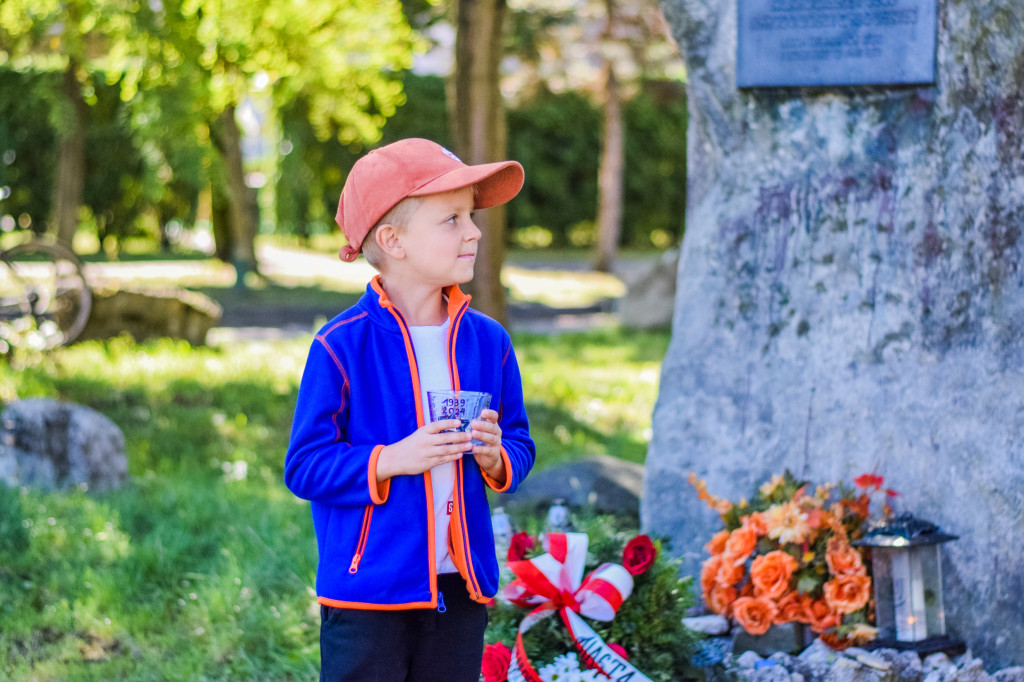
546, 498, 570, 533
853, 513, 964, 654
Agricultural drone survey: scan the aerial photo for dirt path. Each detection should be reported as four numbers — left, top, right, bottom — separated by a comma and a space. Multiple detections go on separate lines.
85, 244, 648, 340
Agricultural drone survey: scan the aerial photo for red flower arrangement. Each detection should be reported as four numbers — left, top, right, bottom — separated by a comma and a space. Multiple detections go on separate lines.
690, 469, 898, 649
482, 520, 696, 681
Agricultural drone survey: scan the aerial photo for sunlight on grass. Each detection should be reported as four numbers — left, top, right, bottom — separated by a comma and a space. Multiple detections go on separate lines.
503, 265, 625, 308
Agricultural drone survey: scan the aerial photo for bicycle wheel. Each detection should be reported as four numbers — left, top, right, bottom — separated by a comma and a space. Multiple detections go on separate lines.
0, 240, 92, 349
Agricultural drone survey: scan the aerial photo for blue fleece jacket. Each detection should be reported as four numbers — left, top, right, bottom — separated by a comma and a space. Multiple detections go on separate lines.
285, 276, 535, 609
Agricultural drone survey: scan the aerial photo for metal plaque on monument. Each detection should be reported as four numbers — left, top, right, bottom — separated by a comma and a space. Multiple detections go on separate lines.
737, 0, 937, 87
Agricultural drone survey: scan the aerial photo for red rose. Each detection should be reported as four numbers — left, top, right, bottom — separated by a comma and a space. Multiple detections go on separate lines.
622, 535, 658, 576
506, 532, 536, 562
481, 641, 512, 682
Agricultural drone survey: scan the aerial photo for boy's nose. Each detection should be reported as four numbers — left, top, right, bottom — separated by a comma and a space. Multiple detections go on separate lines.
465, 217, 482, 241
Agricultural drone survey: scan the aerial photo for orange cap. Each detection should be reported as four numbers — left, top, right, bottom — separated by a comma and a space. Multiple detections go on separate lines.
335, 138, 524, 262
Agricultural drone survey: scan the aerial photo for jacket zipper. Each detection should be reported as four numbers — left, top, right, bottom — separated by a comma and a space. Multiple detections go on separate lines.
348, 505, 373, 573
447, 301, 484, 601
371, 280, 479, 604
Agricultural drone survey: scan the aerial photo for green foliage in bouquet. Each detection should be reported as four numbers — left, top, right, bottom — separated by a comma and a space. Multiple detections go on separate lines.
484, 513, 702, 682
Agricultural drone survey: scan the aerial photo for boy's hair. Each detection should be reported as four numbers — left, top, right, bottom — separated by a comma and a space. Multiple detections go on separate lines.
359, 196, 423, 270
335, 138, 524, 264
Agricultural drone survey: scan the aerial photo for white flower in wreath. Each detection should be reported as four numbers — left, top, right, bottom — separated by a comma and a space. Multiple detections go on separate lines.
538, 653, 611, 681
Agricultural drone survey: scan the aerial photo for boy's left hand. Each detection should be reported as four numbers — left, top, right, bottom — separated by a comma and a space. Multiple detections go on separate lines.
470, 409, 505, 485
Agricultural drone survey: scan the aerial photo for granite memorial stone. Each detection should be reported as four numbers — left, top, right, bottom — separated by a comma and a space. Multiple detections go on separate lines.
647, 0, 1023, 667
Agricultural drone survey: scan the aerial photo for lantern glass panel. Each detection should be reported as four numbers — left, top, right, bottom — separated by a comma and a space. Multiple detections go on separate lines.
871, 545, 947, 642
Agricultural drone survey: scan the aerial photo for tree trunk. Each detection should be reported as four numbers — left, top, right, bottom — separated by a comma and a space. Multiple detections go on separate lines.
592, 3, 625, 273
451, 0, 509, 325
210, 187, 234, 262
212, 104, 258, 287
49, 62, 87, 248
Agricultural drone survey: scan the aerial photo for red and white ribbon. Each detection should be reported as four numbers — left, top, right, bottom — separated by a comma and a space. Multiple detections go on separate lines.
502, 532, 653, 682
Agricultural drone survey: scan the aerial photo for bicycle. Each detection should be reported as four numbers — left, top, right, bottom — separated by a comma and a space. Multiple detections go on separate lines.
0, 235, 93, 351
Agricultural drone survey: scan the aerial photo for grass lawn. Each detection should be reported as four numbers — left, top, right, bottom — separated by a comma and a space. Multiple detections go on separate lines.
0, 269, 671, 679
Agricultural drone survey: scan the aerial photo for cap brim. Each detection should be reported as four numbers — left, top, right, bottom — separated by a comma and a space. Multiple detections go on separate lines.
409, 161, 524, 210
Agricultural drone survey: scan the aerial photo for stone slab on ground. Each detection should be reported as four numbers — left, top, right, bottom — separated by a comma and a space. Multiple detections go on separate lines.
79, 287, 222, 346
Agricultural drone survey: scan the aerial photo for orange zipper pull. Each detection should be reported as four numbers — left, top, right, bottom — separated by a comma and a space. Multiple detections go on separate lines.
348, 554, 362, 574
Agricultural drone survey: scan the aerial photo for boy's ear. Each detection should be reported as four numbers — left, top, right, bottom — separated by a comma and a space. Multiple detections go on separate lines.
376, 223, 405, 259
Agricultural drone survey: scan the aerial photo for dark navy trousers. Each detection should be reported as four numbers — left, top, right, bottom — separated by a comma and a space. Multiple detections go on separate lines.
319, 573, 488, 681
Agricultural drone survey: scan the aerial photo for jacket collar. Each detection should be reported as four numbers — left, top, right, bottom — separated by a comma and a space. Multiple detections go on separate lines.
366, 275, 471, 327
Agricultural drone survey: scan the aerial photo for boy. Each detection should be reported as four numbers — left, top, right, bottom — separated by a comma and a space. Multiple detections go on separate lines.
284, 138, 536, 681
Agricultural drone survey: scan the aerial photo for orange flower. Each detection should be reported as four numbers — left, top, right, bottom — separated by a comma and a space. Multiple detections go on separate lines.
774, 591, 810, 625
749, 551, 799, 600
845, 493, 871, 519
847, 623, 879, 646
700, 555, 722, 594
704, 530, 729, 556
763, 501, 812, 545
759, 473, 785, 497
744, 512, 768, 537
705, 585, 738, 616
724, 526, 757, 559
690, 472, 733, 515
715, 552, 747, 586
826, 532, 865, 576
807, 598, 840, 633
824, 574, 871, 615
732, 596, 778, 635
819, 631, 854, 651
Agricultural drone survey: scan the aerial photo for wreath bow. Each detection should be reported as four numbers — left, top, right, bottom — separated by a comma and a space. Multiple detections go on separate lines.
501, 532, 652, 682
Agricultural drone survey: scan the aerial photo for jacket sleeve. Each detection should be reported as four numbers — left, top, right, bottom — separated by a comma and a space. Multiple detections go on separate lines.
485, 338, 535, 494
284, 338, 390, 506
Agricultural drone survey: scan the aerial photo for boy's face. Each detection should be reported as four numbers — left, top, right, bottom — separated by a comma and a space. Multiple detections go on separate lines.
392, 186, 480, 288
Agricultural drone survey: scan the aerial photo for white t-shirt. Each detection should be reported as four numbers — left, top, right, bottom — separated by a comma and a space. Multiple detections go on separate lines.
408, 319, 458, 574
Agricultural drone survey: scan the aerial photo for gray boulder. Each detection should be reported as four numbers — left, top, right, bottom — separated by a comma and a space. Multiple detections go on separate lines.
1, 398, 127, 492
616, 249, 679, 329
503, 454, 643, 519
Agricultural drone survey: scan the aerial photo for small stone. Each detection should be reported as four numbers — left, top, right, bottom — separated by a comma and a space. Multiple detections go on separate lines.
993, 668, 1024, 682
926, 654, 954, 672
853, 651, 892, 672
794, 660, 831, 682
924, 671, 953, 682
751, 664, 792, 682
799, 639, 838, 664
824, 656, 866, 682
953, 658, 992, 682
692, 636, 733, 667
683, 614, 730, 635
891, 652, 925, 682
769, 652, 797, 668
737, 650, 766, 669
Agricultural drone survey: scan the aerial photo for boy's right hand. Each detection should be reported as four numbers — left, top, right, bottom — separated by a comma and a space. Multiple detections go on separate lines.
375, 420, 472, 482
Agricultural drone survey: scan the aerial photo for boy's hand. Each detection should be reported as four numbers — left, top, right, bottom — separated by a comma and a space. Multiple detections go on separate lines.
470, 409, 506, 485
376, 420, 471, 481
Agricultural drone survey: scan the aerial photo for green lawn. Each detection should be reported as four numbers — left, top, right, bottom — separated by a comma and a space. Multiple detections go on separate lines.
0, 322, 669, 679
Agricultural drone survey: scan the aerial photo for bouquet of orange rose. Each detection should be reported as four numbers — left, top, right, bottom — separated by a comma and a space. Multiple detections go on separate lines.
689, 470, 898, 650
